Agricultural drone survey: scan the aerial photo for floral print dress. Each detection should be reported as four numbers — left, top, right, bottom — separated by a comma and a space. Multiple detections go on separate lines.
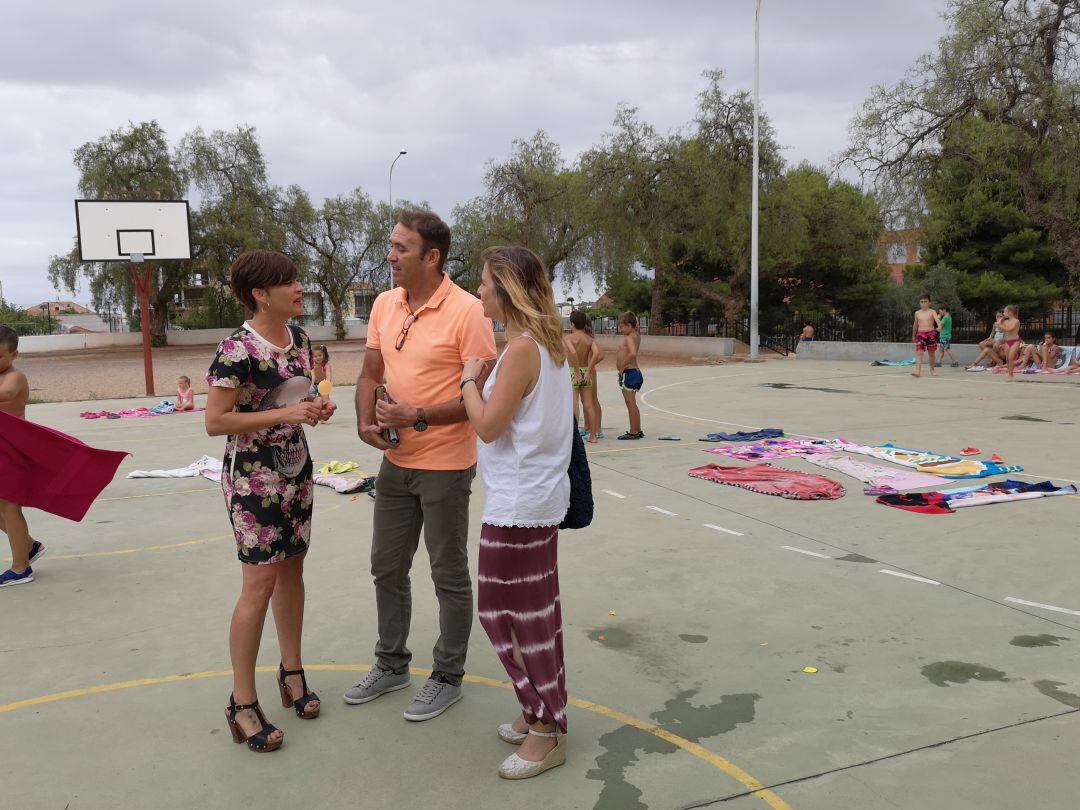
207, 324, 315, 564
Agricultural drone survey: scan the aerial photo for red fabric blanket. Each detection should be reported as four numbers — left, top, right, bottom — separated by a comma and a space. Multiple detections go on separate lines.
689, 463, 845, 500
0, 411, 129, 521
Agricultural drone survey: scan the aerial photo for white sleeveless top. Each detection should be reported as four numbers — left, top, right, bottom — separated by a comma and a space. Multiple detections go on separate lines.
478, 334, 573, 528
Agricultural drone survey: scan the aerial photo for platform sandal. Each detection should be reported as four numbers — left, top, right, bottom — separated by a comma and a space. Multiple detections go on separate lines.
225, 695, 283, 752
278, 663, 321, 719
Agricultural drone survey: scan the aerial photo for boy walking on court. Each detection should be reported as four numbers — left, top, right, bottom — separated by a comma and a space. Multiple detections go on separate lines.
936, 305, 959, 367
911, 294, 942, 378
616, 312, 644, 440
0, 326, 45, 587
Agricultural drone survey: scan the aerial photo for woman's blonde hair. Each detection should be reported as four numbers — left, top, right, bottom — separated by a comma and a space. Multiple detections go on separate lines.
482, 245, 566, 366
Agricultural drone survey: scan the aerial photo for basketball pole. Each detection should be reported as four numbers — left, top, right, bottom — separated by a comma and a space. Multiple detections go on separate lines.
129, 254, 155, 397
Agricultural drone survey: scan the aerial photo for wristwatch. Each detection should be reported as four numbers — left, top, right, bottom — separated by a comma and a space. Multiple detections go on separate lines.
413, 407, 429, 432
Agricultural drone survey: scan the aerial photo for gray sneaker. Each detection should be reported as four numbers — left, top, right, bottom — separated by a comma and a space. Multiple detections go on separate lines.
344, 666, 411, 704
403, 676, 463, 722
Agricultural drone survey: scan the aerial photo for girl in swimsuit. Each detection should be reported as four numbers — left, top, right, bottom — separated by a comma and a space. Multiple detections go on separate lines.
999, 305, 1022, 381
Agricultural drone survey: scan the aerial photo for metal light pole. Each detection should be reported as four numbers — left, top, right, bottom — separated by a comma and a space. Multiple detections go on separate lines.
388, 150, 407, 220
749, 0, 762, 361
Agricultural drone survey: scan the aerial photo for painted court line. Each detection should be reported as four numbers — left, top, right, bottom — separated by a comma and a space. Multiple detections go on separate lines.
1004, 597, 1080, 617
705, 523, 745, 537
647, 506, 678, 516
0, 665, 792, 810
601, 489, 627, 499
780, 545, 831, 559
880, 569, 940, 586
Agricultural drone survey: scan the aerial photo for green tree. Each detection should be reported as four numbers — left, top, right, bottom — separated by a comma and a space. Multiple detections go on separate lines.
846, 0, 1080, 288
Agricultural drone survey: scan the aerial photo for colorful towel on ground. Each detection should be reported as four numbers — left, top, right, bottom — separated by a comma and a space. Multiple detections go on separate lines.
703, 438, 842, 461
80, 406, 205, 419
870, 359, 916, 367
699, 428, 784, 442
803, 454, 949, 491
839, 440, 956, 469
877, 480, 1075, 514
913, 459, 1024, 479
689, 463, 845, 500
0, 410, 129, 521
313, 473, 376, 494
127, 454, 222, 482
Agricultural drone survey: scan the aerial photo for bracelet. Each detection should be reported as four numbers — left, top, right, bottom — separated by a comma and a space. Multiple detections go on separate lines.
459, 376, 477, 391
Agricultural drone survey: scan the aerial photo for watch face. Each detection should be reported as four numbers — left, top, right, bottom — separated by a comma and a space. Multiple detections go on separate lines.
415, 421, 428, 432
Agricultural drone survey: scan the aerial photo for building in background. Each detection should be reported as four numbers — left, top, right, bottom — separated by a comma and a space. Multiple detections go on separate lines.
878, 229, 925, 284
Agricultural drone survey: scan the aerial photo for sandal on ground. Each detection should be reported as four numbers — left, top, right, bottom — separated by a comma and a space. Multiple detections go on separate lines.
498, 729, 566, 779
225, 695, 282, 752
278, 663, 321, 719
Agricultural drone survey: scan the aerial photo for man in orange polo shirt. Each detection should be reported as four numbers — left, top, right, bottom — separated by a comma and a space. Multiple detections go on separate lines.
347, 210, 497, 722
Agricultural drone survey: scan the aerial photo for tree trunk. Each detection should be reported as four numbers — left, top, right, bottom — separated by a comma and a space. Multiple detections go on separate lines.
331, 300, 346, 342
150, 295, 169, 347
650, 266, 664, 335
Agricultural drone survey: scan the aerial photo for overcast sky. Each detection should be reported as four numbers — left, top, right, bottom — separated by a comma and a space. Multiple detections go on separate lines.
0, 0, 951, 308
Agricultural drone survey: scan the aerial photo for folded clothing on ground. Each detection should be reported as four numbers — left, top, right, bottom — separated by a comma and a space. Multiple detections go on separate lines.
317, 460, 360, 474
689, 463, 845, 500
704, 438, 842, 461
699, 428, 784, 442
127, 454, 223, 482
313, 473, 376, 494
878, 479, 1074, 513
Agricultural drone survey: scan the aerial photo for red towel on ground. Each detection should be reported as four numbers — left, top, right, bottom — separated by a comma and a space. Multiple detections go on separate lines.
688, 463, 845, 500
0, 410, 129, 521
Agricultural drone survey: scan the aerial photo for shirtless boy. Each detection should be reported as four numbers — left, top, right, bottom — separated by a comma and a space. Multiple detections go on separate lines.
0, 326, 45, 587
911, 294, 942, 378
998, 305, 1022, 381
564, 311, 603, 442
616, 312, 644, 440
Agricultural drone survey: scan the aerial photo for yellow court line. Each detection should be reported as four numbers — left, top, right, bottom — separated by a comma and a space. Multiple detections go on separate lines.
0, 664, 790, 810
97, 486, 220, 503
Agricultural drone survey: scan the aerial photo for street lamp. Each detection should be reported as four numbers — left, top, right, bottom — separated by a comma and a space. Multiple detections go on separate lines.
389, 150, 407, 220
749, 0, 763, 361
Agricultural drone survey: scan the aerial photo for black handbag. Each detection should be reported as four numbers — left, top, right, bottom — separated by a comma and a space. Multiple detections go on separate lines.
560, 418, 593, 530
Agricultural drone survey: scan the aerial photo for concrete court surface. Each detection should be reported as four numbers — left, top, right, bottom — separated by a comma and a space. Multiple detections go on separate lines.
2, 359, 1079, 810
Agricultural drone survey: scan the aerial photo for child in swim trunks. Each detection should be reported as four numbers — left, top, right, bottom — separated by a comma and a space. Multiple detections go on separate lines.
911, 294, 942, 378
616, 311, 644, 439
563, 311, 603, 442
999, 305, 1022, 381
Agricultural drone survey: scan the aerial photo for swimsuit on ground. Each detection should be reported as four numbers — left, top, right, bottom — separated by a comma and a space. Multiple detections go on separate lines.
618, 368, 643, 392
916, 330, 938, 352
570, 366, 592, 389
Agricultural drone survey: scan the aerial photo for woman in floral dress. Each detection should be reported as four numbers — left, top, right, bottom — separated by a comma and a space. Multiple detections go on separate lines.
205, 250, 335, 753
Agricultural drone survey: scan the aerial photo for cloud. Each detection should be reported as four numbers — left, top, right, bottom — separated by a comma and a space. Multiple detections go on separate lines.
0, 0, 949, 306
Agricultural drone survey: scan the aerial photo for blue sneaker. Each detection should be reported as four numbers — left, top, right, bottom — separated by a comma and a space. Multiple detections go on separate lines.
28, 541, 46, 564
0, 567, 33, 588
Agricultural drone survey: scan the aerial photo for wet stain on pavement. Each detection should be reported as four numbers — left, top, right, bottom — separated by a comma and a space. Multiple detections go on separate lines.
678, 634, 708, 644
921, 661, 1008, 687
760, 382, 855, 395
588, 627, 634, 649
1033, 680, 1080, 708
837, 553, 877, 563
1001, 414, 1050, 422
587, 690, 759, 810
1010, 634, 1068, 648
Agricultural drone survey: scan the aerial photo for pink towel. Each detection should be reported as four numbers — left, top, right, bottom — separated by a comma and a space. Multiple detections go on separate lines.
0, 411, 130, 521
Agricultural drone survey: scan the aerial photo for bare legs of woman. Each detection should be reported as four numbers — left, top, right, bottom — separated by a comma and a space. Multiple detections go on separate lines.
229, 552, 316, 743
506, 627, 558, 761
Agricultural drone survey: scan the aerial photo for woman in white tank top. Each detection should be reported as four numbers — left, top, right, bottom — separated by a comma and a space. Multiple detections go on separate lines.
460, 245, 572, 780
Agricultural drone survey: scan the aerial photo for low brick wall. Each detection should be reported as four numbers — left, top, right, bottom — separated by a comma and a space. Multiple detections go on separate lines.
795, 341, 982, 364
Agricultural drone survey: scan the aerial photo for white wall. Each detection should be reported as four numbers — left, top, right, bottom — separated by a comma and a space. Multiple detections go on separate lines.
593, 334, 735, 357
17, 324, 370, 354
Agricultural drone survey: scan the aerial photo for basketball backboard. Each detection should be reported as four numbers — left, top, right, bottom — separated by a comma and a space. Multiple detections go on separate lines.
75, 200, 192, 262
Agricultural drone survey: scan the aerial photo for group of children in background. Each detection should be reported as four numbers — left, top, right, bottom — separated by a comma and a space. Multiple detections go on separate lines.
563, 311, 644, 442
910, 296, 1080, 380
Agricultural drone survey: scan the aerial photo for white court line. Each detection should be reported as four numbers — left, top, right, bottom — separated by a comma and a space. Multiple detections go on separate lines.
880, 569, 940, 585
705, 523, 745, 537
601, 489, 627, 499
1004, 597, 1080, 617
647, 506, 678, 516
780, 545, 831, 559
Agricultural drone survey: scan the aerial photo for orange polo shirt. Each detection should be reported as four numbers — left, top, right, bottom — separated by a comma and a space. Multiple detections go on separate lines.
367, 272, 497, 470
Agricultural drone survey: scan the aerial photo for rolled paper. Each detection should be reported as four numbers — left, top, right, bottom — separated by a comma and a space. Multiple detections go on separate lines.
317, 380, 333, 398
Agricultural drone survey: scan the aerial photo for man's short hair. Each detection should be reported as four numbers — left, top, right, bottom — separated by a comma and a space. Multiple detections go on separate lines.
398, 209, 452, 272
619, 311, 638, 327
0, 325, 18, 352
